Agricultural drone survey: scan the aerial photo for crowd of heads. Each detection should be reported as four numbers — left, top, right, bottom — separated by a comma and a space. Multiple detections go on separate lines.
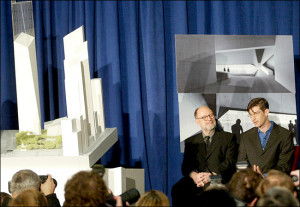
1, 167, 299, 207
189, 168, 299, 207
0, 168, 170, 207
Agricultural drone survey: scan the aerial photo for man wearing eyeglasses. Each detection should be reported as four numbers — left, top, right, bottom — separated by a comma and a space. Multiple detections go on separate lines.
171, 106, 238, 206
238, 97, 294, 176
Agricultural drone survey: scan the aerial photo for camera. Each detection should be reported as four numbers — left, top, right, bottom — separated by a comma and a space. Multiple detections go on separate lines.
291, 175, 298, 183
236, 161, 249, 171
107, 188, 140, 206
39, 175, 57, 187
210, 175, 222, 184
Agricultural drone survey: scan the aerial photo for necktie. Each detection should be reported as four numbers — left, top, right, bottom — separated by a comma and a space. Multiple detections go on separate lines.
204, 136, 210, 148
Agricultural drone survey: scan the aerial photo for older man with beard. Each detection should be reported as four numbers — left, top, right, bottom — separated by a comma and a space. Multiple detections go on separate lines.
171, 106, 238, 207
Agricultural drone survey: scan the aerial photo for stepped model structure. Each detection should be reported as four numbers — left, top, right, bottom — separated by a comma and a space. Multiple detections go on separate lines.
45, 26, 110, 156
11, 1, 41, 135
51, 26, 106, 156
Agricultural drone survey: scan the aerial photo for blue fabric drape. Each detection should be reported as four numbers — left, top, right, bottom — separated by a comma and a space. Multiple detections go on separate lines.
1, 0, 299, 198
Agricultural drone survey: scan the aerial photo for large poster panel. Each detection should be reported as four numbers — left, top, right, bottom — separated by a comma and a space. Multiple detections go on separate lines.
176, 35, 297, 152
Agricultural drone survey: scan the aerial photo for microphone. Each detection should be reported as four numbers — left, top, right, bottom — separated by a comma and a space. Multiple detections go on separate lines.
236, 161, 249, 171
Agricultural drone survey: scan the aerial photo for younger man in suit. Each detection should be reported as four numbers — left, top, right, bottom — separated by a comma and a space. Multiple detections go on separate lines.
171, 106, 238, 206
238, 97, 295, 175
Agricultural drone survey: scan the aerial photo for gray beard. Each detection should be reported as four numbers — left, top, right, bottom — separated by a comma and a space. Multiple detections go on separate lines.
205, 124, 216, 131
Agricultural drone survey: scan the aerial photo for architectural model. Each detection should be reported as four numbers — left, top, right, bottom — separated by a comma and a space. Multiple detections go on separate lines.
11, 1, 110, 156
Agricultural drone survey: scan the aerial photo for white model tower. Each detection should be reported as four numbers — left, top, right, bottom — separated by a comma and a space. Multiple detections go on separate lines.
11, 1, 41, 135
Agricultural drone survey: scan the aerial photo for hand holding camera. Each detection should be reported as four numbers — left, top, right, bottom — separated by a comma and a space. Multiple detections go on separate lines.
40, 174, 56, 196
290, 170, 299, 187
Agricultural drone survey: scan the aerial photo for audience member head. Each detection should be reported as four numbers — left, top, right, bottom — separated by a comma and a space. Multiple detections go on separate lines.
256, 169, 295, 197
1, 192, 11, 206
193, 188, 236, 207
257, 186, 299, 207
8, 189, 47, 206
10, 169, 41, 197
63, 170, 108, 206
228, 168, 263, 204
135, 190, 170, 206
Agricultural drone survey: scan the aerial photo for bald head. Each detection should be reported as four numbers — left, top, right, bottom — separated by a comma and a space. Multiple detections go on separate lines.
194, 106, 216, 136
194, 106, 213, 118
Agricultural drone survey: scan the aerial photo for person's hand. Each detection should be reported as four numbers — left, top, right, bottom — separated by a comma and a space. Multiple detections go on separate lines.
40, 174, 55, 196
290, 169, 299, 187
114, 195, 123, 207
113, 195, 129, 207
190, 171, 205, 187
107, 188, 113, 194
253, 165, 264, 177
199, 172, 211, 185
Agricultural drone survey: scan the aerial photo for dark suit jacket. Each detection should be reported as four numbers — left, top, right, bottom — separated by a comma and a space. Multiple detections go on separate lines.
238, 123, 294, 174
181, 131, 238, 183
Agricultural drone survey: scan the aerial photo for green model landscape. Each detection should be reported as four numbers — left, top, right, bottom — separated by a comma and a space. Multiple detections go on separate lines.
16, 130, 62, 150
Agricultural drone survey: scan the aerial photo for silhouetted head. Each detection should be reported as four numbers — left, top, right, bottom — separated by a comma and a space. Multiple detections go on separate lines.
193, 188, 236, 207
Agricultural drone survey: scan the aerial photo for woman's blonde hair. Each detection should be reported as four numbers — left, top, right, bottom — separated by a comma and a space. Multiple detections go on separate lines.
8, 189, 47, 206
135, 190, 170, 206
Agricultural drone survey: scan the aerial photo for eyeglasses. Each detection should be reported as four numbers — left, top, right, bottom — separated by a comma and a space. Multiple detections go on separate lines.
196, 114, 215, 121
248, 110, 261, 118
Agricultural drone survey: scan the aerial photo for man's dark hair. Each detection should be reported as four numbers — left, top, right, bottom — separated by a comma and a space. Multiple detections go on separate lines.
63, 170, 108, 207
228, 168, 263, 204
247, 97, 269, 112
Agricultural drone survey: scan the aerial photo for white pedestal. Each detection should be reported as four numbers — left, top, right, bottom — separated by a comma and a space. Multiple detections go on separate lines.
103, 167, 145, 197
0, 128, 118, 204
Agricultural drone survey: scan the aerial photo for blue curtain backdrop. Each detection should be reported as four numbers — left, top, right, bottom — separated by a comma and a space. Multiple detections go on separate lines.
1, 0, 299, 198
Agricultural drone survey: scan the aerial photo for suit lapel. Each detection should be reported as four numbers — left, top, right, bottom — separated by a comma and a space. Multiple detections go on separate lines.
249, 128, 263, 154
263, 124, 278, 153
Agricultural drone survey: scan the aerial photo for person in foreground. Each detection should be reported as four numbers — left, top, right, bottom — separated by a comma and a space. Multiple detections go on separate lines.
256, 186, 299, 207
135, 190, 169, 206
6, 169, 60, 207
228, 168, 263, 206
63, 170, 123, 207
8, 189, 48, 206
238, 97, 295, 175
171, 106, 238, 206
256, 169, 296, 198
